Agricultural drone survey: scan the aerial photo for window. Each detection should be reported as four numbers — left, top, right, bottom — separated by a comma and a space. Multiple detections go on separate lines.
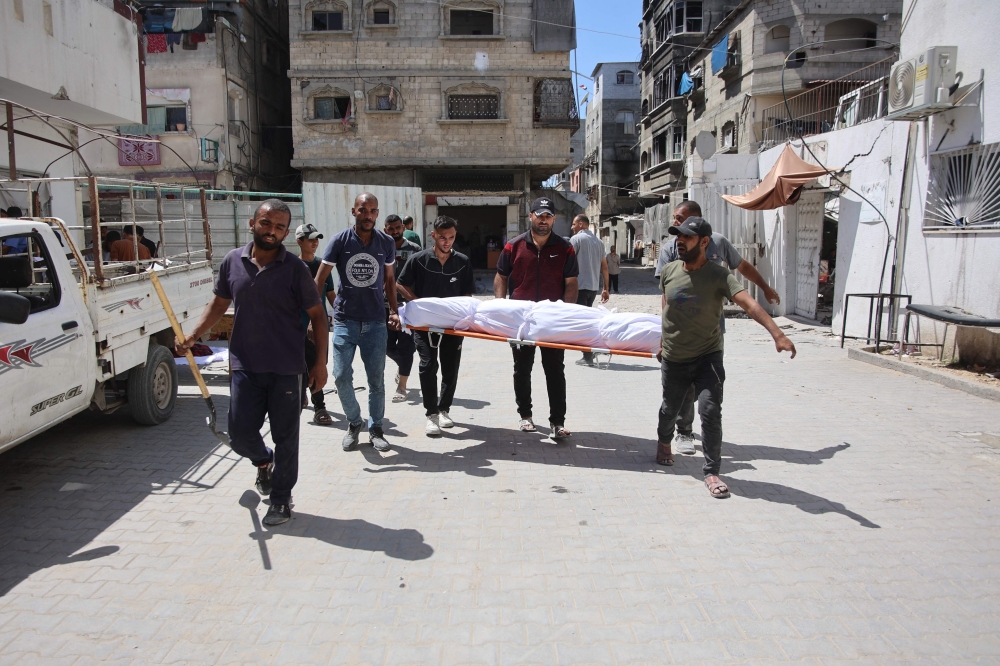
653, 66, 675, 107
671, 1, 702, 35
448, 94, 499, 119
377, 95, 392, 110
641, 99, 649, 116
156, 106, 187, 132
450, 9, 493, 35
312, 11, 344, 30
616, 70, 634, 85
315, 96, 351, 119
721, 121, 736, 150
616, 110, 635, 134
534, 78, 578, 128
766, 24, 790, 54
925, 142, 1000, 230
652, 131, 668, 165
672, 126, 685, 159
640, 150, 649, 172
0, 233, 61, 315
824, 19, 877, 51
373, 9, 391, 24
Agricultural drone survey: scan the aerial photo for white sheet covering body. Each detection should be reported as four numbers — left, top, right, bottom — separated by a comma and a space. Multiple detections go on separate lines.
399, 297, 480, 330
520, 301, 607, 348
599, 313, 662, 354
464, 299, 534, 338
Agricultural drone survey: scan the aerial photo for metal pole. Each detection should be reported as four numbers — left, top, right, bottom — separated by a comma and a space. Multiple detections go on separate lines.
6, 102, 16, 180
180, 186, 191, 264
88, 176, 104, 283
129, 183, 140, 265
200, 188, 213, 261
155, 184, 166, 259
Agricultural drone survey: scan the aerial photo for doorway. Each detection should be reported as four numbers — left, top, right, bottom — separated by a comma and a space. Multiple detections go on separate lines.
437, 206, 507, 269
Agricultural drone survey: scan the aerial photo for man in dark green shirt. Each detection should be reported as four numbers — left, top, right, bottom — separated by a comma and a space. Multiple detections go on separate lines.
297, 224, 336, 425
657, 217, 796, 499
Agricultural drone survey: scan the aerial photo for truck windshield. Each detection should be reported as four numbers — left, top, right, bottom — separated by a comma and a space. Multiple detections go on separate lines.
0, 233, 61, 314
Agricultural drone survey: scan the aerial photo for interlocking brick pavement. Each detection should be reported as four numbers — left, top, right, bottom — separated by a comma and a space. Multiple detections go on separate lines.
1, 266, 998, 664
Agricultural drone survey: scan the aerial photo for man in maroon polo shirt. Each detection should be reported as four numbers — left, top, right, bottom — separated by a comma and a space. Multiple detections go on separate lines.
494, 197, 579, 439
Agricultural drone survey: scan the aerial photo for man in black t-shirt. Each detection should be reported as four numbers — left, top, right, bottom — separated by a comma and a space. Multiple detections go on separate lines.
397, 216, 475, 436
384, 214, 422, 402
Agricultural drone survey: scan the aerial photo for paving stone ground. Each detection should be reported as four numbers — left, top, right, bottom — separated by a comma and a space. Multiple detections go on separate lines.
1, 266, 999, 665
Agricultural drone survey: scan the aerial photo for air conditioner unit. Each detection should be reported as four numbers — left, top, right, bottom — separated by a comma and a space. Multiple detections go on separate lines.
886, 46, 958, 120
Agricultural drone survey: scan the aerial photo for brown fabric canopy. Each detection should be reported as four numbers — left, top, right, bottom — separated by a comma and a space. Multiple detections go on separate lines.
721, 145, 832, 210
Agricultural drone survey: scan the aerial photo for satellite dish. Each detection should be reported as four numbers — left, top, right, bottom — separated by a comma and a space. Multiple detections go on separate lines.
695, 131, 716, 160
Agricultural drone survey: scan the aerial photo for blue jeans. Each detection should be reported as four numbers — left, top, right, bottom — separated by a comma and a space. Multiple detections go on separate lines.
333, 319, 387, 429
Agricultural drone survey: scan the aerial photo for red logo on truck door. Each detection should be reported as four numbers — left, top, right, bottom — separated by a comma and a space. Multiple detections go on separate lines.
0, 334, 81, 376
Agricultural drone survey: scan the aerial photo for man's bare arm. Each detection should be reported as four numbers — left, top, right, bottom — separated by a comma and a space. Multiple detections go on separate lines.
563, 276, 579, 304
315, 262, 334, 297
732, 290, 796, 358
600, 257, 610, 303
494, 273, 509, 299
396, 283, 418, 302
306, 303, 329, 391
176, 296, 231, 353
736, 259, 781, 305
384, 264, 401, 330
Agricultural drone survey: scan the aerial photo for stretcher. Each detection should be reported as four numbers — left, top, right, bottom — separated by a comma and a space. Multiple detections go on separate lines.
405, 326, 657, 361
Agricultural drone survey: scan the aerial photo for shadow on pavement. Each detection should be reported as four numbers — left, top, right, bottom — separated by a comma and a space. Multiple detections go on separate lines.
359, 430, 878, 528
0, 393, 240, 597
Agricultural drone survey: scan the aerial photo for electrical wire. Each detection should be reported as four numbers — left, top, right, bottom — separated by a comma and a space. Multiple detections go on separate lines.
780, 39, 901, 294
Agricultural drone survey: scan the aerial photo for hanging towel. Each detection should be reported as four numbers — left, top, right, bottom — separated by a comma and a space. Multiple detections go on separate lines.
146, 34, 168, 53
711, 34, 729, 74
172, 7, 204, 31
166, 33, 182, 52
182, 32, 197, 50
678, 72, 694, 95
189, 32, 207, 43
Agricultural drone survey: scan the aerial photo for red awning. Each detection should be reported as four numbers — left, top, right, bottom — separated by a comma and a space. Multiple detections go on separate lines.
721, 145, 832, 210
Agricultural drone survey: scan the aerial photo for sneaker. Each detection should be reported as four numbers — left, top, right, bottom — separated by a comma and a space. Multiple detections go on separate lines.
255, 461, 273, 496
675, 433, 697, 455
425, 414, 442, 436
438, 411, 455, 428
262, 503, 291, 526
370, 427, 391, 452
342, 421, 363, 451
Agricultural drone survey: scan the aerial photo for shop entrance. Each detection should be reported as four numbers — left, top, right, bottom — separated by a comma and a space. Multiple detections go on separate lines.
437, 206, 508, 269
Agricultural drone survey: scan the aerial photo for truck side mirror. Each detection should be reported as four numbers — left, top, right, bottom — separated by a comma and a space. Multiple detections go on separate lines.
0, 291, 31, 325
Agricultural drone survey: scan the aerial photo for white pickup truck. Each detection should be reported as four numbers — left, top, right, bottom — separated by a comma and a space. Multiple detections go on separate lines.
0, 218, 215, 453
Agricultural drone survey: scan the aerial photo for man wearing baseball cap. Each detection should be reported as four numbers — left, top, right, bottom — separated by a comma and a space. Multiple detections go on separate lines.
495, 197, 579, 439
296, 223, 336, 425
657, 216, 796, 499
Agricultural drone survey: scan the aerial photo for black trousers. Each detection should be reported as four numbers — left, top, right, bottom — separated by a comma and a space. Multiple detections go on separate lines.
386, 326, 416, 377
412, 330, 463, 416
511, 344, 566, 426
608, 273, 619, 293
302, 338, 326, 410
229, 371, 301, 504
657, 351, 725, 477
576, 290, 599, 363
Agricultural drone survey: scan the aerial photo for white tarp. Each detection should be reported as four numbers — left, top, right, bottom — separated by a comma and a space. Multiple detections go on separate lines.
520, 301, 606, 348
463, 300, 534, 338
599, 313, 662, 354
398, 297, 480, 330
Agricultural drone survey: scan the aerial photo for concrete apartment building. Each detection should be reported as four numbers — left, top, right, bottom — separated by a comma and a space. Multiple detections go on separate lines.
581, 62, 641, 252
287, 0, 579, 251
684, 0, 902, 158
637, 0, 732, 201
80, 0, 294, 193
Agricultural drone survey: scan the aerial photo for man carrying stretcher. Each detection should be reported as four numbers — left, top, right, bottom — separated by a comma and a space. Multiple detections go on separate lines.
656, 216, 796, 499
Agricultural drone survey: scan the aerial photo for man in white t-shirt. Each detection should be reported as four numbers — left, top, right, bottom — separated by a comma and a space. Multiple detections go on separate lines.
654, 200, 782, 455
569, 214, 609, 366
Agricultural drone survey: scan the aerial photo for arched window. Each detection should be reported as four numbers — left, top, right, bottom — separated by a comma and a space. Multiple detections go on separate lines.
824, 18, 877, 51
442, 82, 503, 120
616, 70, 635, 85
640, 150, 649, 172
364, 0, 396, 26
616, 110, 635, 135
305, 85, 353, 122
366, 83, 402, 112
766, 24, 790, 54
304, 0, 350, 31
641, 99, 649, 116
442, 0, 503, 36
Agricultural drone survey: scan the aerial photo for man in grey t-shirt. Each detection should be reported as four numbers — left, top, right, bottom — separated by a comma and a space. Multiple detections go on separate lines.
569, 214, 609, 365
654, 200, 782, 455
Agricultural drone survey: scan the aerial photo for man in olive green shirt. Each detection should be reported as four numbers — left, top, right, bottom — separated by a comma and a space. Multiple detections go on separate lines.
657, 217, 796, 499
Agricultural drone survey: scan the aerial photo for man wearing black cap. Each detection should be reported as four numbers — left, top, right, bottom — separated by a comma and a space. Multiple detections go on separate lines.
495, 197, 579, 439
657, 216, 796, 499
297, 223, 336, 425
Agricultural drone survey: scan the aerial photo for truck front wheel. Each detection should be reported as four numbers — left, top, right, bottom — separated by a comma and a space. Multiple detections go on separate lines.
128, 343, 178, 425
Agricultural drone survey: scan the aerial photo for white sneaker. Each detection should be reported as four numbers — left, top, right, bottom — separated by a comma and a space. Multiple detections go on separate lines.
438, 411, 455, 428
675, 433, 697, 455
425, 414, 442, 436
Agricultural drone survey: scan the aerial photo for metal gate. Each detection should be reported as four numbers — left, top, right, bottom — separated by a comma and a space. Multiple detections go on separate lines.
794, 191, 824, 319
701, 181, 761, 297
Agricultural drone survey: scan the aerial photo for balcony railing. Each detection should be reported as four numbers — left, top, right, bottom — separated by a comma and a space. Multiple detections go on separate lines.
759, 54, 898, 150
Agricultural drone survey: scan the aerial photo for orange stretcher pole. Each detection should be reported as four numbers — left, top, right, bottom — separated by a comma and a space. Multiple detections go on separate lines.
405, 326, 656, 359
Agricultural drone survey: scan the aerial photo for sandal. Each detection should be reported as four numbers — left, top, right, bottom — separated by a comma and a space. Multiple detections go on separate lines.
550, 424, 571, 439
314, 409, 334, 426
392, 391, 407, 403
518, 418, 537, 432
705, 476, 730, 499
656, 441, 674, 466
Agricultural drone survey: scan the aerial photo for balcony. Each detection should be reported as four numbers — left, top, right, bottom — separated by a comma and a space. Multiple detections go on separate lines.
533, 78, 580, 130
759, 55, 898, 150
